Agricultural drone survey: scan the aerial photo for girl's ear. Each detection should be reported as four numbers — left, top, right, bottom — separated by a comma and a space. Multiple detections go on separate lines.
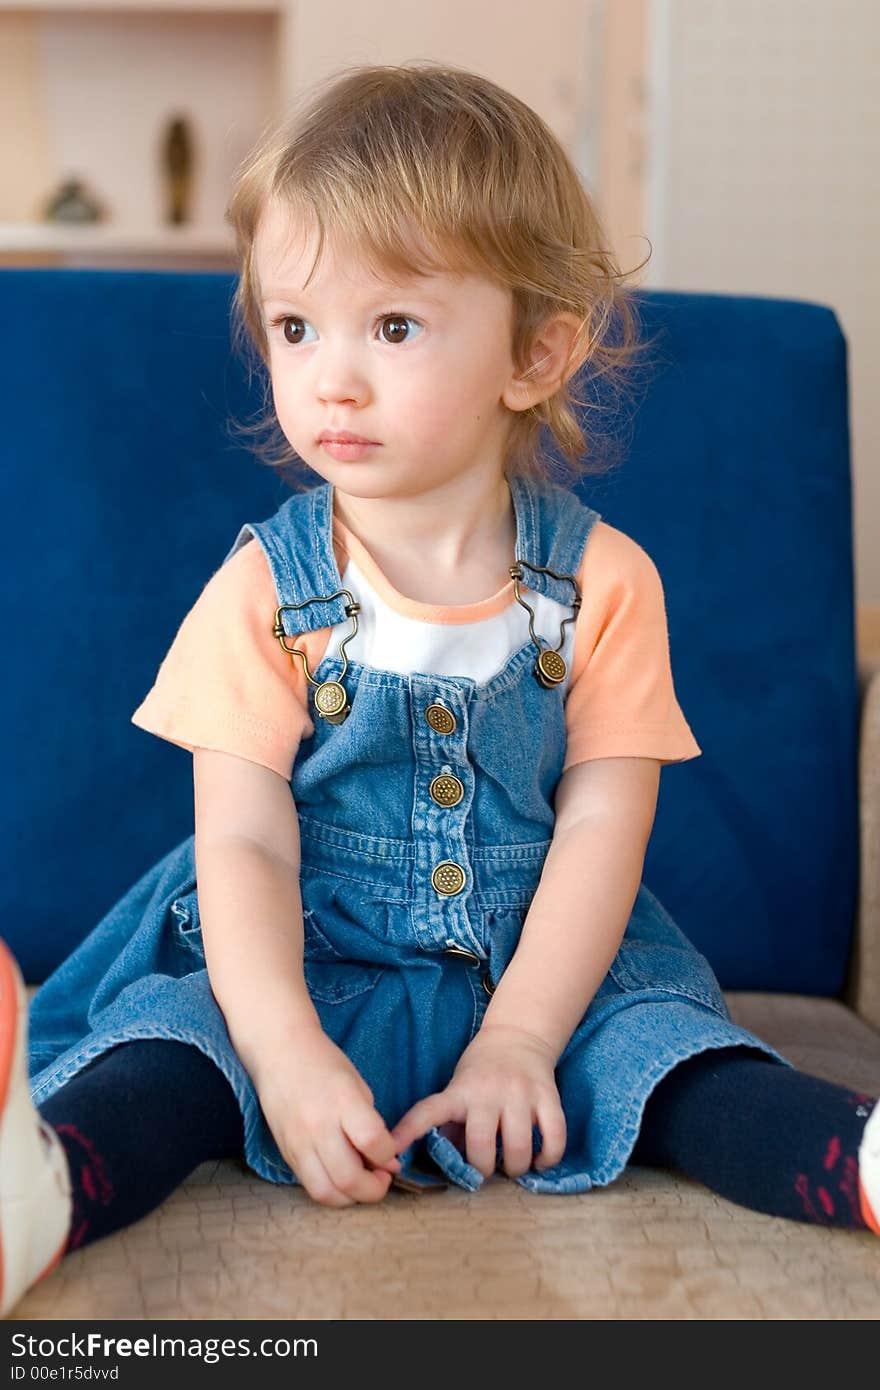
502, 312, 588, 414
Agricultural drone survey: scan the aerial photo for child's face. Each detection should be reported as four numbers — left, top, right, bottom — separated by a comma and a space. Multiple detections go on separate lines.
255, 199, 522, 503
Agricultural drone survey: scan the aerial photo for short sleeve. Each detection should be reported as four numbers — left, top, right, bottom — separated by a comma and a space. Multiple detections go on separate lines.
130, 538, 324, 780
563, 522, 702, 771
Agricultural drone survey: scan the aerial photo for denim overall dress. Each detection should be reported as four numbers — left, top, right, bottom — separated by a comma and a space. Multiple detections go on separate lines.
28, 472, 792, 1194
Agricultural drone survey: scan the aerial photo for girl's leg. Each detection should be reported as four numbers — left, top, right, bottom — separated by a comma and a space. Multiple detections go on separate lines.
630, 1045, 879, 1231
39, 1038, 245, 1254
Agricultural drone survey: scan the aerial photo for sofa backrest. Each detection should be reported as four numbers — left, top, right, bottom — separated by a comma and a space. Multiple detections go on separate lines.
1, 269, 857, 992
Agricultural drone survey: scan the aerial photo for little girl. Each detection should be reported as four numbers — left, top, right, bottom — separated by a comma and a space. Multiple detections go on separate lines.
2, 61, 878, 1317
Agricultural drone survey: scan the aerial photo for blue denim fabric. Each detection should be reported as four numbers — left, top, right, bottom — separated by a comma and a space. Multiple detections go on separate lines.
28, 472, 792, 1193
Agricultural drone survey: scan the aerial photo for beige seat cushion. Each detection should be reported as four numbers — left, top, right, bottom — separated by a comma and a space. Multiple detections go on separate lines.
15, 993, 880, 1321
726, 992, 880, 1093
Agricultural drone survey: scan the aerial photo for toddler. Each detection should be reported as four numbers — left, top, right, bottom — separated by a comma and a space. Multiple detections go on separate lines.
2, 61, 878, 1318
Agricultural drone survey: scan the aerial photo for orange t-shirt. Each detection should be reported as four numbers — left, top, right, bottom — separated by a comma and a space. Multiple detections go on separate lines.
131, 516, 701, 779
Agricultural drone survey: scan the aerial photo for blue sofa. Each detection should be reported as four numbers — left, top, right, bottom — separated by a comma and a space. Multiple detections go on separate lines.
3, 269, 879, 1319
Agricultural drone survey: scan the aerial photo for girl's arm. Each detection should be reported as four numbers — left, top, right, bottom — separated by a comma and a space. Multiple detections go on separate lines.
192, 747, 325, 1091
193, 747, 402, 1203
479, 756, 661, 1062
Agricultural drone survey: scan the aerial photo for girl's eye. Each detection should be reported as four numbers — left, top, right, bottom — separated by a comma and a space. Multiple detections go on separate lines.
268, 314, 423, 346
270, 316, 315, 347
376, 314, 422, 345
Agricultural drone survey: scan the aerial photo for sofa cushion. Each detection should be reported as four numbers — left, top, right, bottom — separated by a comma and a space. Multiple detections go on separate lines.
1, 273, 857, 995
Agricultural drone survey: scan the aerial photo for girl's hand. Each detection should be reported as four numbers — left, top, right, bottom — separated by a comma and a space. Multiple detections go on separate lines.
254, 1026, 402, 1207
389, 1024, 567, 1179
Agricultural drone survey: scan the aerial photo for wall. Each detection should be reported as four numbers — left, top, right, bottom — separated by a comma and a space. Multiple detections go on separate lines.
0, 9, 279, 229
647, 0, 880, 601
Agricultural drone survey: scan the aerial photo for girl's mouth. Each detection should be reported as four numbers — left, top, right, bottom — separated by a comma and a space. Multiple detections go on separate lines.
320, 440, 381, 461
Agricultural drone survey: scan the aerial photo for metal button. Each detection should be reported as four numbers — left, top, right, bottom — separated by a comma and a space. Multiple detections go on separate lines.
314, 680, 350, 722
431, 861, 466, 896
534, 649, 567, 688
481, 971, 496, 997
443, 944, 481, 963
429, 773, 464, 807
425, 703, 456, 734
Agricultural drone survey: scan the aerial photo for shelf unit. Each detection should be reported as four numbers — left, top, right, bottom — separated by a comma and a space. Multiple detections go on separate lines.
0, 2, 280, 11
1, 0, 288, 267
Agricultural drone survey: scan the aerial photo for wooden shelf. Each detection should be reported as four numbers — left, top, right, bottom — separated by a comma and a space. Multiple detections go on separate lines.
0, 2, 279, 12
0, 220, 234, 254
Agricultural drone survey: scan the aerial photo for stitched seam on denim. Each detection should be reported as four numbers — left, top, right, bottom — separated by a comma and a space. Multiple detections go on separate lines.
302, 964, 384, 1003
299, 838, 413, 860
472, 840, 551, 862
298, 819, 414, 857
514, 1033, 792, 1193
301, 864, 412, 890
31, 1026, 252, 1116
587, 1034, 795, 1188
475, 643, 549, 701
30, 1022, 295, 1182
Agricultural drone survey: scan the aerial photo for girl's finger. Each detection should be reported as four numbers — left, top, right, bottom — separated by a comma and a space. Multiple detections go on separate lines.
533, 1098, 567, 1170
364, 1156, 402, 1174
344, 1107, 404, 1172
390, 1092, 451, 1152
464, 1106, 502, 1179
294, 1146, 356, 1208
317, 1131, 396, 1205
499, 1104, 535, 1178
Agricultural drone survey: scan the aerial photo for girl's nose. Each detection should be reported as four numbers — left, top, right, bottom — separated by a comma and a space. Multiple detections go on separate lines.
315, 351, 371, 406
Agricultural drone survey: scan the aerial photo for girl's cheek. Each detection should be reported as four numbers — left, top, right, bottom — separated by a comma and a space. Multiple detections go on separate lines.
397, 374, 453, 414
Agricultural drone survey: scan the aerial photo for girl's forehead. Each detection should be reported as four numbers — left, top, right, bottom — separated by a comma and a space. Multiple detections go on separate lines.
255, 199, 465, 300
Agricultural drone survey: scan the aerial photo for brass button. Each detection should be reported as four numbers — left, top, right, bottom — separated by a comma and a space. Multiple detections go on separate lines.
431, 861, 466, 896
535, 649, 567, 688
429, 773, 464, 807
314, 680, 350, 722
481, 970, 496, 997
425, 703, 456, 734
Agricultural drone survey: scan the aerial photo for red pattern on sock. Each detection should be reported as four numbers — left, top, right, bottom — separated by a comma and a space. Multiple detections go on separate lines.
52, 1123, 114, 1253
817, 1186, 835, 1217
795, 1173, 819, 1221
796, 1132, 870, 1230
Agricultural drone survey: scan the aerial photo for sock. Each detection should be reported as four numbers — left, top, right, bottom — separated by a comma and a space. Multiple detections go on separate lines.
38, 1038, 245, 1253
630, 1045, 877, 1229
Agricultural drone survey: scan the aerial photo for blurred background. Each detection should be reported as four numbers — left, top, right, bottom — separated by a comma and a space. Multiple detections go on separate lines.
2, 0, 877, 632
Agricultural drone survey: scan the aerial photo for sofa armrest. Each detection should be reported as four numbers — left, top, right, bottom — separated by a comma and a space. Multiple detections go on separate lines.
843, 656, 880, 1029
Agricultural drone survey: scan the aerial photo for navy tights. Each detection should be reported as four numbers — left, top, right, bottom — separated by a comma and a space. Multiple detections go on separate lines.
630, 1047, 874, 1228
39, 1040, 244, 1254
38, 1040, 875, 1253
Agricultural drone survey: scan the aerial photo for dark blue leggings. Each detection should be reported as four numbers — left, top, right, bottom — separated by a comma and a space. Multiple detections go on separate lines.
38, 1040, 876, 1253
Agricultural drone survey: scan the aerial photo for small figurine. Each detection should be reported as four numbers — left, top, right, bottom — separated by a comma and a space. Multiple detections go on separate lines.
42, 178, 104, 224
162, 115, 195, 225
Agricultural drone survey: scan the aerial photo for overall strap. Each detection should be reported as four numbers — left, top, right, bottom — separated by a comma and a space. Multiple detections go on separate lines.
219, 482, 351, 636
219, 474, 600, 636
508, 472, 601, 604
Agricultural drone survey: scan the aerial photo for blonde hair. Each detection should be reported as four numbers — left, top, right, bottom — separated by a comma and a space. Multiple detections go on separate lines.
224, 60, 654, 490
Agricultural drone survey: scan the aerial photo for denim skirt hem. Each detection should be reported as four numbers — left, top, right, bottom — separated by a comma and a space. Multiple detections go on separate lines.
405, 1001, 794, 1196
28, 1021, 300, 1187
30, 980, 796, 1198
518, 1004, 793, 1195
